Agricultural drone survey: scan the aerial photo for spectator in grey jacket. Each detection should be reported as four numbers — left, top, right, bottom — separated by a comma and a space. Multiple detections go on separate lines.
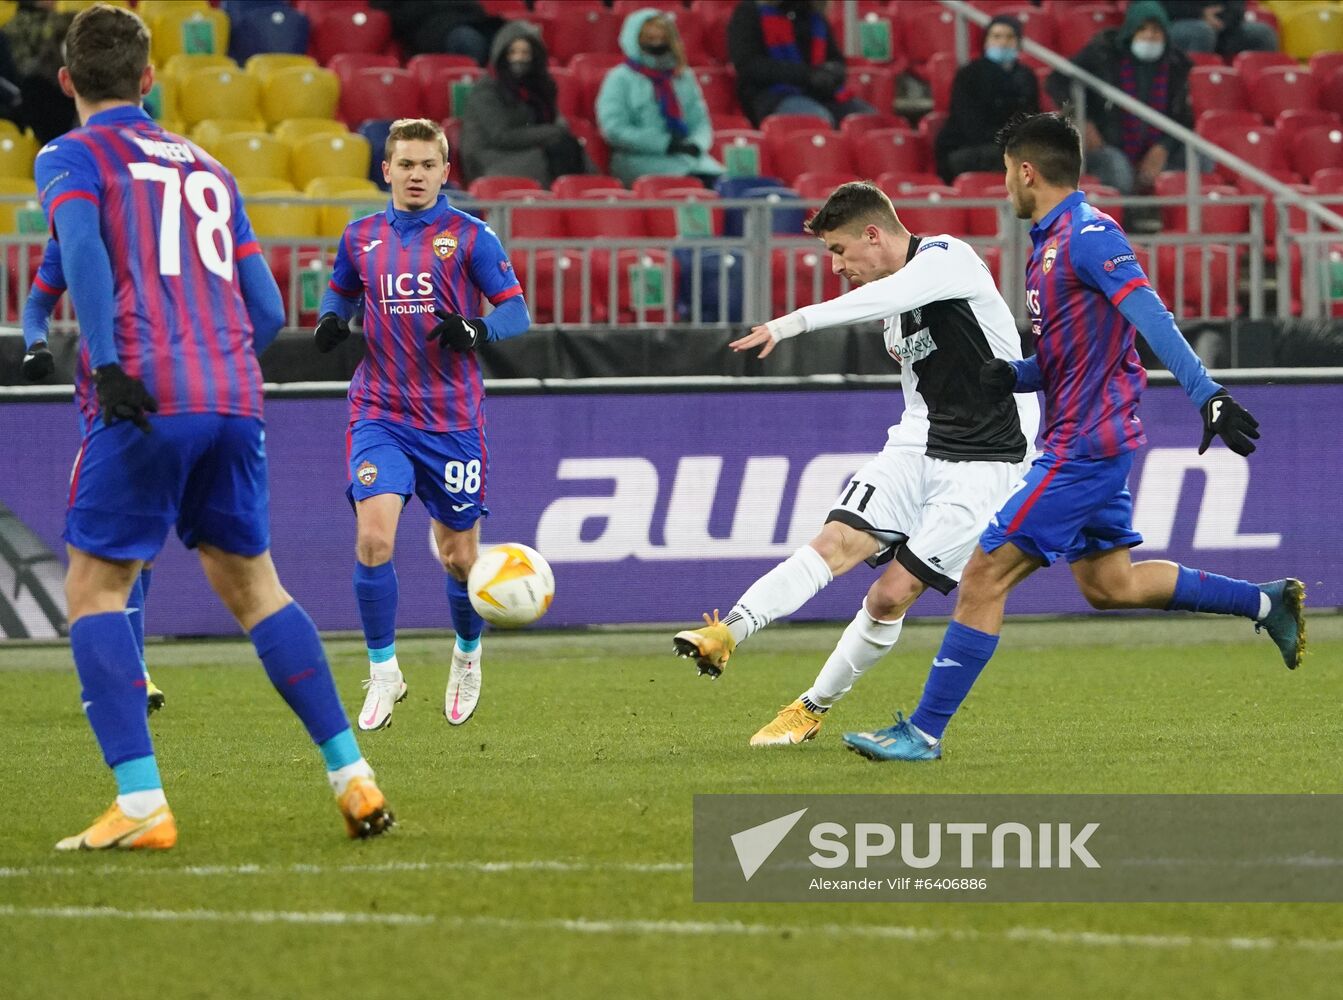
461, 21, 586, 186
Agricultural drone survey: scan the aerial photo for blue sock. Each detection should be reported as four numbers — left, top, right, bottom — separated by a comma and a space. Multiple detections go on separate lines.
1167, 565, 1262, 619
909, 621, 1000, 740
112, 755, 162, 794
70, 611, 155, 769
354, 560, 398, 653
318, 728, 362, 771
139, 566, 153, 601
251, 602, 350, 746
126, 575, 146, 661
446, 574, 483, 644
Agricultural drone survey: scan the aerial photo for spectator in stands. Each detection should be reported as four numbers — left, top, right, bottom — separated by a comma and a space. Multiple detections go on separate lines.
935, 15, 1039, 183
1160, 2, 1279, 58
596, 9, 723, 187
369, 0, 503, 66
1047, 0, 1197, 195
461, 22, 587, 186
727, 0, 873, 127
2, 0, 74, 143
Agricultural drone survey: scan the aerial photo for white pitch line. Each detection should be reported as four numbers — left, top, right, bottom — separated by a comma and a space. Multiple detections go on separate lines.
1, 904, 1342, 954
0, 859, 691, 879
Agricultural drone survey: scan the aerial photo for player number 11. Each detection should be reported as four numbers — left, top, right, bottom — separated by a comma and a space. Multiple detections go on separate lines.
128, 162, 234, 282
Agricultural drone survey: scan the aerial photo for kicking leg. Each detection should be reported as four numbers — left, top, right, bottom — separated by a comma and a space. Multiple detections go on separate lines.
353, 494, 406, 730
432, 519, 484, 724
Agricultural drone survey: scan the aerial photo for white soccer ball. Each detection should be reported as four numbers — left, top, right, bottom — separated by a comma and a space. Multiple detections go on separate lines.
467, 543, 555, 628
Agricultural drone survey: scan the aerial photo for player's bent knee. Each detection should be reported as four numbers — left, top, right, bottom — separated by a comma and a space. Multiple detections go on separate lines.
198, 546, 291, 629
355, 534, 395, 567
867, 575, 923, 620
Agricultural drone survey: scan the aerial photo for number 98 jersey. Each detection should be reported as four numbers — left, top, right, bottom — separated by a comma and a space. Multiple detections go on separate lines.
36, 106, 264, 428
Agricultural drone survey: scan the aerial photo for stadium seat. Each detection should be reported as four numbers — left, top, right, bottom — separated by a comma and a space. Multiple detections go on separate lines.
953, 171, 1009, 236
675, 247, 744, 323
236, 176, 297, 198
565, 191, 647, 239
356, 119, 394, 189
1310, 166, 1343, 194
140, 0, 207, 18
876, 170, 946, 193
0, 177, 37, 234
847, 65, 898, 116
178, 67, 261, 128
407, 54, 480, 91
230, 6, 309, 63
1185, 52, 1226, 69
715, 174, 785, 199
468, 176, 543, 200
543, 8, 620, 64
897, 5, 982, 73
917, 110, 947, 145
1153, 173, 1249, 234
567, 118, 611, 175
1323, 66, 1343, 117
569, 53, 626, 111
1290, 125, 1343, 179
533, 0, 602, 14
926, 52, 957, 112
261, 66, 339, 125
152, 7, 230, 64
246, 195, 321, 239
162, 53, 235, 83
1154, 244, 1236, 318
674, 11, 710, 67
745, 185, 808, 236
1053, 4, 1122, 59
498, 190, 565, 239
597, 247, 679, 324
1198, 122, 1291, 182
839, 113, 910, 144
759, 113, 831, 145
851, 128, 932, 179
292, 133, 373, 192
1188, 67, 1249, 116
640, 186, 722, 238
692, 66, 737, 116
1233, 168, 1307, 256
340, 68, 421, 129
692, 0, 733, 65
421, 66, 486, 121
441, 117, 466, 187
551, 67, 585, 123
890, 185, 967, 235
794, 172, 863, 200
190, 118, 265, 150
711, 112, 753, 132
512, 248, 604, 324
552, 174, 625, 199
1196, 108, 1263, 132
327, 52, 398, 91
1309, 51, 1343, 85
308, 7, 392, 65
1280, 3, 1343, 60
305, 176, 383, 238
713, 128, 771, 178
213, 132, 290, 182
275, 118, 349, 146
771, 245, 844, 316
1250, 66, 1322, 121
244, 53, 316, 82
1006, 5, 1058, 49
1230, 51, 1297, 89
774, 129, 852, 184
221, 1, 287, 18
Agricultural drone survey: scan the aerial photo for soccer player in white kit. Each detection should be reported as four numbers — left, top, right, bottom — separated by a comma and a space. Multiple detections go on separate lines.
673, 182, 1040, 747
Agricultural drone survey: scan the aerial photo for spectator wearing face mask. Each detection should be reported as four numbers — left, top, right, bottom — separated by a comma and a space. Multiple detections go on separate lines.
596, 8, 723, 187
727, 0, 874, 127
934, 15, 1040, 183
1047, 0, 1197, 195
461, 21, 587, 186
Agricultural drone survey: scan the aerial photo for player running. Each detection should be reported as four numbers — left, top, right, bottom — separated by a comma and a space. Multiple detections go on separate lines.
674, 182, 1040, 747
22, 238, 165, 714
315, 118, 530, 731
36, 4, 392, 849
843, 112, 1305, 763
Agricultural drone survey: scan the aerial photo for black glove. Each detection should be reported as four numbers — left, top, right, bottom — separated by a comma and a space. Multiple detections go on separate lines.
93, 363, 158, 433
314, 312, 350, 353
427, 310, 487, 352
667, 136, 700, 157
21, 339, 54, 381
1199, 390, 1260, 456
979, 358, 1017, 400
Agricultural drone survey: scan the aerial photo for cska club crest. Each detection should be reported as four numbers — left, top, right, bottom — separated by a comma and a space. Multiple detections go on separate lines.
356, 460, 378, 486
1042, 240, 1058, 274
433, 231, 458, 260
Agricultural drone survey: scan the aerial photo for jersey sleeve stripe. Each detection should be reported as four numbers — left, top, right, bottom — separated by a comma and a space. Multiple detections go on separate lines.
488, 284, 523, 306
47, 190, 99, 214
328, 278, 361, 297
33, 274, 65, 295
236, 240, 261, 261
1108, 276, 1148, 306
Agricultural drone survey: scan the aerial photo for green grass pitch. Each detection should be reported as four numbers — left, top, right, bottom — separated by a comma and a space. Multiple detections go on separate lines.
1, 615, 1341, 999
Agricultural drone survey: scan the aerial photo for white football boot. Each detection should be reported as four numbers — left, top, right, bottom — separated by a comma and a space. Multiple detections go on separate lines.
445, 642, 481, 725
358, 663, 407, 731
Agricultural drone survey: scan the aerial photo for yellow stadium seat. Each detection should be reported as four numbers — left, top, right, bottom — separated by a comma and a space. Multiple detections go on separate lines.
0, 118, 21, 139
0, 2, 18, 29
260, 66, 340, 126
305, 177, 382, 237
162, 53, 236, 83
146, 71, 178, 122
157, 118, 188, 139
140, 0, 208, 15
237, 177, 298, 198
212, 132, 290, 182
0, 131, 38, 179
55, 0, 129, 12
246, 53, 317, 82
273, 118, 349, 147
0, 178, 39, 234
190, 118, 267, 151
247, 196, 321, 239
1281, 4, 1343, 59
291, 133, 371, 191
152, 7, 231, 64
179, 67, 259, 128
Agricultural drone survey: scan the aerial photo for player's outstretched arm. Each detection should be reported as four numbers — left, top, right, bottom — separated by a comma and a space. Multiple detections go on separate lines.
21, 240, 62, 381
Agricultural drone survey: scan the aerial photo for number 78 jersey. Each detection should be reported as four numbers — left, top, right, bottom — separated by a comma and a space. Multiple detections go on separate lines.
36, 107, 264, 426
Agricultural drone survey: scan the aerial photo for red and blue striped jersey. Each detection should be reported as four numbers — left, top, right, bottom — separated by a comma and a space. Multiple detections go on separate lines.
33, 237, 65, 297
1026, 191, 1149, 459
34, 106, 264, 427
328, 196, 522, 432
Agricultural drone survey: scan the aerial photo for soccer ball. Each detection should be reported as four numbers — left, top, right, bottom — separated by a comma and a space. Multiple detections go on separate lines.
467, 543, 555, 628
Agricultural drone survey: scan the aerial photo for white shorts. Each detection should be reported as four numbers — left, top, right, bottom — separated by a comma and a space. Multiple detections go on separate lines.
825, 446, 1026, 594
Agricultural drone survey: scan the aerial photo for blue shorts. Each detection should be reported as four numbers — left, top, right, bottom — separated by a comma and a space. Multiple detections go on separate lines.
65, 414, 270, 562
346, 418, 489, 530
979, 451, 1144, 566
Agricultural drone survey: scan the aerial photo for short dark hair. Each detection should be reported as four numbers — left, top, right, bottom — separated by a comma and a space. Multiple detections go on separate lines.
805, 181, 903, 236
996, 112, 1082, 188
64, 4, 150, 104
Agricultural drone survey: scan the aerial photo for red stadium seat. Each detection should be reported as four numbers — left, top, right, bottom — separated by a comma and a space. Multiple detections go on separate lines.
500, 190, 565, 239
440, 116, 464, 187
1153, 174, 1249, 234
568, 52, 625, 111
692, 1, 734, 64
876, 171, 944, 192
1189, 67, 1250, 116
564, 189, 648, 238
1250, 65, 1321, 121
308, 7, 391, 65
533, 0, 602, 14
711, 112, 753, 131
847, 65, 898, 115
1323, 66, 1343, 116
567, 118, 610, 174
794, 171, 863, 200
551, 67, 585, 122
917, 110, 947, 145
1278, 106, 1341, 146
1186, 52, 1226, 69
339, 68, 420, 128
771, 245, 844, 316
839, 112, 908, 144
676, 15, 710, 69
552, 174, 624, 199
513, 248, 606, 324
1196, 108, 1264, 132
468, 176, 542, 200
639, 185, 722, 238
406, 54, 480, 91
1234, 168, 1307, 257
691, 66, 737, 115
1155, 244, 1236, 318
760, 114, 833, 173
597, 248, 679, 324
1006, 5, 1058, 50
889, 184, 968, 235
1198, 122, 1291, 182
953, 171, 1008, 236
926, 52, 957, 112
1309, 51, 1343, 85
773, 128, 852, 184
1311, 166, 1343, 194
851, 128, 932, 179
631, 175, 702, 199
543, 8, 620, 64
1231, 50, 1297, 89
422, 66, 485, 121
1053, 4, 1122, 58
1088, 183, 1124, 227
1034, 64, 1058, 112
1290, 125, 1343, 179
898, 5, 982, 73
713, 128, 771, 178
327, 52, 396, 90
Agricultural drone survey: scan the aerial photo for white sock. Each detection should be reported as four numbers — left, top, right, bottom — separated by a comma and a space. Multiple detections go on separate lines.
370, 656, 401, 676
1258, 592, 1271, 621
327, 758, 375, 796
805, 603, 905, 708
117, 789, 168, 819
722, 545, 833, 645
